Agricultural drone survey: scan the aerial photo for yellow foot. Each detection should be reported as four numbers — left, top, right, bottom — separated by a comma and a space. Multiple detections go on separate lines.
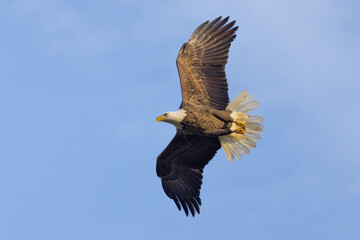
234, 121, 246, 134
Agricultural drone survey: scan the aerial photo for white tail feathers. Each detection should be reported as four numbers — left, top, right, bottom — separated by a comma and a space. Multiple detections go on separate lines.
219, 90, 263, 162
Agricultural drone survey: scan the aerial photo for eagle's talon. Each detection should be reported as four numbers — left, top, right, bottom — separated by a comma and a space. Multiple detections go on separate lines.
235, 120, 246, 127
233, 121, 246, 134
234, 128, 246, 134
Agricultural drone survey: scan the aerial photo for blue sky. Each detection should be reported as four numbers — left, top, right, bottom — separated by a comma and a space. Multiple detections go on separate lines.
1, 0, 359, 239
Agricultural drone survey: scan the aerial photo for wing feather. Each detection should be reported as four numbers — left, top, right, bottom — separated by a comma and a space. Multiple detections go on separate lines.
176, 16, 238, 110
156, 133, 221, 216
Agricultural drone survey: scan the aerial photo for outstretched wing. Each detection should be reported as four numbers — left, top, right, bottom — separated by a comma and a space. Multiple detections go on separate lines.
156, 133, 221, 216
176, 16, 238, 110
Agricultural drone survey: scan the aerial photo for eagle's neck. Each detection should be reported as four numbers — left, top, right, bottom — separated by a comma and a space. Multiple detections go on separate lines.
164, 109, 187, 129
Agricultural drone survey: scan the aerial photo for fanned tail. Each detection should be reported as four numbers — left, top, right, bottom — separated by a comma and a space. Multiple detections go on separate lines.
219, 90, 264, 162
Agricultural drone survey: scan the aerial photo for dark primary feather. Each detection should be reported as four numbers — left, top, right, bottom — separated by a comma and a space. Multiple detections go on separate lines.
176, 16, 238, 110
156, 133, 221, 216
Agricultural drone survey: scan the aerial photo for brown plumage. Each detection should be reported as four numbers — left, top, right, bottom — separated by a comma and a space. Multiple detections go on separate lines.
156, 16, 263, 216
177, 16, 237, 110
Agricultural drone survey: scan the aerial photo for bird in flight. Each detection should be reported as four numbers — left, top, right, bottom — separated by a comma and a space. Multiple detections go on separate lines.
156, 16, 263, 216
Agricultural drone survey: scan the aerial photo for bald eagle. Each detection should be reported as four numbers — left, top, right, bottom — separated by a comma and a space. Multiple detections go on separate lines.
156, 16, 263, 216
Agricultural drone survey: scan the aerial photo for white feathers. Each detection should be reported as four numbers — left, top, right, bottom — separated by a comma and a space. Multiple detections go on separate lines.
227, 89, 259, 112
219, 90, 263, 162
163, 109, 187, 129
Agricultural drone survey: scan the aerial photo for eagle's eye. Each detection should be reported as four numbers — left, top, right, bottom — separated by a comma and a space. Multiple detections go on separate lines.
164, 113, 168, 117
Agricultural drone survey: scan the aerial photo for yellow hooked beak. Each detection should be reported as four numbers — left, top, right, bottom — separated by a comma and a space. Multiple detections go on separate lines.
156, 115, 165, 122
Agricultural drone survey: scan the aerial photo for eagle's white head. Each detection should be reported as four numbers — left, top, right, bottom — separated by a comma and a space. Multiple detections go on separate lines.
156, 109, 187, 129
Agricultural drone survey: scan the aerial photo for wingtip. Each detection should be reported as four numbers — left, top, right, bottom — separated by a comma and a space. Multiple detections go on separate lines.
214, 16, 222, 22
215, 16, 230, 24
227, 20, 236, 29
183, 207, 189, 217
173, 197, 181, 211
195, 195, 202, 206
